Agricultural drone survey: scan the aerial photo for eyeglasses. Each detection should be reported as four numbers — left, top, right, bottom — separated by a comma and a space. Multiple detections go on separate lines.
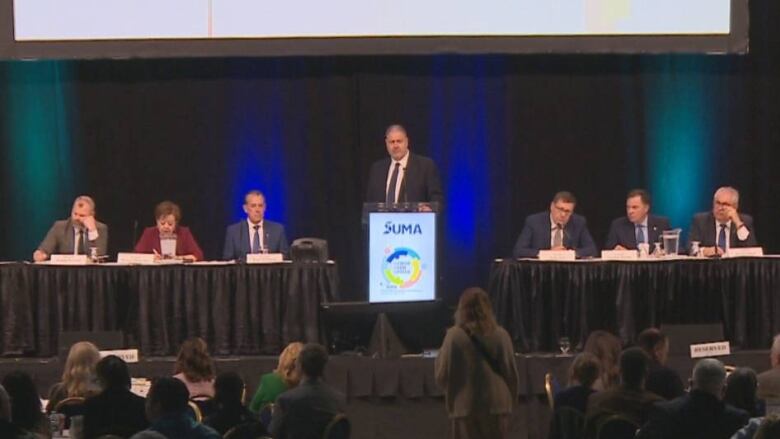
552, 204, 573, 215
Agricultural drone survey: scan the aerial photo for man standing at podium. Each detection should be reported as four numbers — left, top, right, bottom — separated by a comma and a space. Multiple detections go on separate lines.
605, 189, 670, 251
688, 186, 757, 257
365, 124, 443, 207
512, 191, 598, 259
33, 195, 109, 261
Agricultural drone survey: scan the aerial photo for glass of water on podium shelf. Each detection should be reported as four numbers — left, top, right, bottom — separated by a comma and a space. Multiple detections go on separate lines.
558, 336, 571, 355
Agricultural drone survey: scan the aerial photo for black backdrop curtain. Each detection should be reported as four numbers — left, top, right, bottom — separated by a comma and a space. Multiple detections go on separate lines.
1, 1, 779, 303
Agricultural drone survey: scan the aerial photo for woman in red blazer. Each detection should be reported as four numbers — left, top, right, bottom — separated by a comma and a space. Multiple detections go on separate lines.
134, 201, 204, 261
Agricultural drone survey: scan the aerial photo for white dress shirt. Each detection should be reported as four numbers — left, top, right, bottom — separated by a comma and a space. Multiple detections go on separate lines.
549, 215, 564, 247
715, 219, 750, 250
73, 227, 99, 255
246, 218, 264, 251
385, 152, 410, 203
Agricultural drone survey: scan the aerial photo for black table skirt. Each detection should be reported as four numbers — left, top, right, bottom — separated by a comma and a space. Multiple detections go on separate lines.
488, 258, 780, 352
0, 262, 339, 356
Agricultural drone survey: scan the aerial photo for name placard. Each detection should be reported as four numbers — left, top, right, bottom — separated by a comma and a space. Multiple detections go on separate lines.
116, 252, 156, 265
246, 253, 284, 264
724, 247, 764, 258
538, 250, 576, 261
690, 341, 730, 358
49, 254, 91, 265
100, 349, 139, 363
601, 250, 639, 261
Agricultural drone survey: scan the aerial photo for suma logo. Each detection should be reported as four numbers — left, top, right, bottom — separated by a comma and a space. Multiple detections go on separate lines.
383, 221, 423, 235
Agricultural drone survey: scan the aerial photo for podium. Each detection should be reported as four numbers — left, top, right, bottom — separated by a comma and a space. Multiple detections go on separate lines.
362, 202, 440, 303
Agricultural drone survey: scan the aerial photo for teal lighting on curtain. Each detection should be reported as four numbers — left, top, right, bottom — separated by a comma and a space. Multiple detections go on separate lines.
643, 56, 713, 238
2, 61, 77, 259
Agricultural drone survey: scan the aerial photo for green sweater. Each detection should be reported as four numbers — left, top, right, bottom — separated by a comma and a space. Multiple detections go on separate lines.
249, 372, 288, 413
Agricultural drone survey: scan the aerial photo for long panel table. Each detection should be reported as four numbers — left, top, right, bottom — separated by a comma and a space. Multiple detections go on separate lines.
0, 262, 339, 357
488, 257, 780, 352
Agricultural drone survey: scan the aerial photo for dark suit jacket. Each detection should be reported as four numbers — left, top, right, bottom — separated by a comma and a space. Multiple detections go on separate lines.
134, 226, 204, 261
222, 219, 289, 260
83, 386, 149, 439
645, 362, 685, 401
635, 390, 749, 439
37, 218, 109, 257
757, 367, 780, 400
365, 153, 444, 204
269, 378, 345, 439
604, 215, 671, 250
688, 212, 757, 248
513, 211, 598, 258
585, 386, 663, 438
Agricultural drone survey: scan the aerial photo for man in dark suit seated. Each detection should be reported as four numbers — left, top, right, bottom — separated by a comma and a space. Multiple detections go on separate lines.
584, 347, 663, 438
83, 355, 148, 438
688, 186, 757, 257
270, 343, 346, 439
365, 124, 443, 209
512, 191, 598, 258
33, 195, 109, 262
223, 190, 290, 260
604, 189, 670, 252
636, 358, 750, 439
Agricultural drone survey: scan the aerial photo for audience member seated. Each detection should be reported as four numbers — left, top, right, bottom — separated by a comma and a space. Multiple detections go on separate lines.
270, 343, 346, 439
636, 328, 685, 400
173, 337, 216, 399
203, 372, 261, 436
636, 358, 749, 439
584, 330, 622, 390
0, 384, 36, 439
249, 342, 303, 413
754, 415, 780, 439
1, 371, 49, 438
585, 347, 662, 438
725, 368, 764, 418
758, 334, 780, 401
46, 341, 101, 412
83, 355, 149, 438
142, 377, 220, 439
554, 352, 601, 413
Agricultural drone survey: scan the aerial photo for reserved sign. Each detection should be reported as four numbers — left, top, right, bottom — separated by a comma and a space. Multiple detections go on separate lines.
690, 341, 730, 358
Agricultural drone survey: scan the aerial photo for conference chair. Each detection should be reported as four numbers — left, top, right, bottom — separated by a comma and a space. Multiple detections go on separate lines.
547, 406, 585, 439
544, 372, 561, 409
258, 403, 275, 429
190, 393, 215, 419
596, 414, 640, 439
223, 421, 270, 439
187, 400, 204, 422
54, 396, 86, 428
323, 413, 350, 439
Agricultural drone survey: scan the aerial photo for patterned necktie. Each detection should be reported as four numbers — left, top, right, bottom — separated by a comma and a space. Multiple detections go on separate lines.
553, 224, 563, 247
386, 162, 400, 203
252, 225, 261, 254
718, 224, 728, 252
636, 225, 646, 245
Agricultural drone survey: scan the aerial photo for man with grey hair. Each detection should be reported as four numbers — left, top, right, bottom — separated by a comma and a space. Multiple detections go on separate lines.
688, 186, 757, 257
33, 195, 109, 261
365, 124, 443, 207
757, 334, 780, 400
636, 358, 749, 439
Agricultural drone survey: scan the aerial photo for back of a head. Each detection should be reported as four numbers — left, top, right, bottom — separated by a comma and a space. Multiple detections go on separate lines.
1, 370, 44, 430
569, 352, 601, 388
276, 342, 304, 386
724, 367, 758, 414
298, 343, 329, 379
148, 377, 190, 416
584, 330, 622, 383
454, 287, 498, 335
636, 328, 667, 363
63, 341, 101, 396
693, 358, 727, 397
96, 355, 131, 390
755, 415, 780, 439
620, 347, 650, 389
214, 372, 245, 408
174, 337, 215, 383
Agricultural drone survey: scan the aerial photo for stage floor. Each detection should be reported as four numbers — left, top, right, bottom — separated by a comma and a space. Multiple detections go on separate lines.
1, 350, 771, 439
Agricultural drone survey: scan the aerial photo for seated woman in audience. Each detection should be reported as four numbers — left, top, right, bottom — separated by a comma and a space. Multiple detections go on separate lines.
173, 337, 216, 398
1, 371, 49, 438
554, 352, 601, 413
83, 355, 149, 438
134, 200, 204, 261
636, 327, 685, 399
725, 367, 764, 418
204, 372, 263, 436
46, 341, 101, 412
249, 341, 304, 413
583, 330, 622, 390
